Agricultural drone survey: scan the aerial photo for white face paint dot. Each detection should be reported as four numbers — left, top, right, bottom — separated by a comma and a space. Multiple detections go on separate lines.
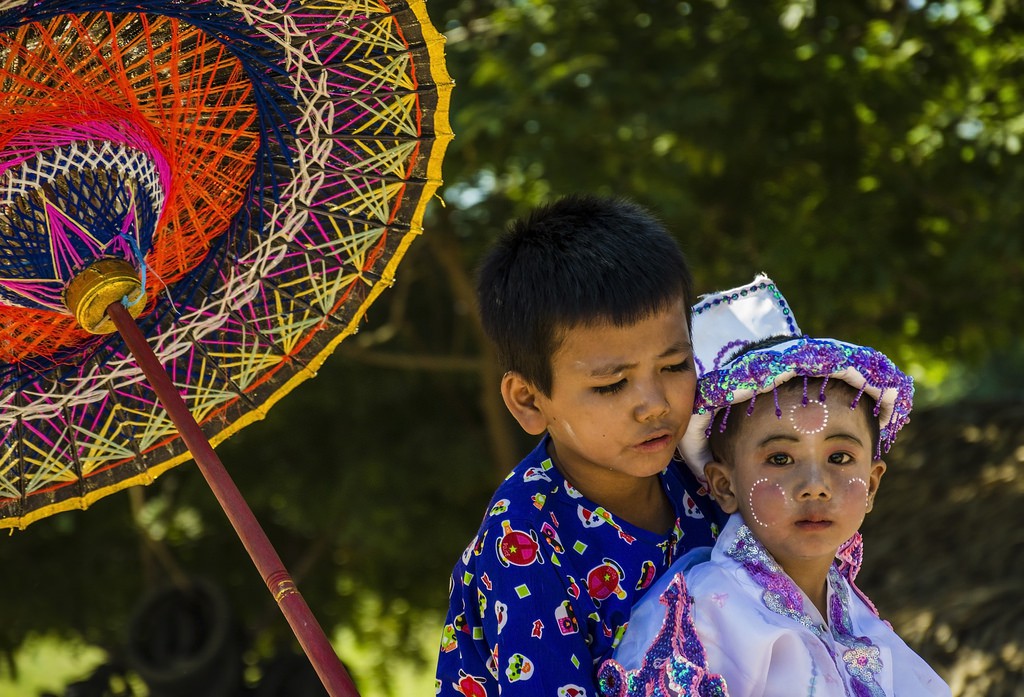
788, 400, 829, 435
748, 477, 771, 528
846, 476, 870, 507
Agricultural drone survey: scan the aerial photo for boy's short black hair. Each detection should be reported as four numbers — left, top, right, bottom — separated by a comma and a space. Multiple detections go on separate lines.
476, 193, 693, 395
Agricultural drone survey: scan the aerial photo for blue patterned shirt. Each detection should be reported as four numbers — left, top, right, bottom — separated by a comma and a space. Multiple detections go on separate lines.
435, 436, 723, 697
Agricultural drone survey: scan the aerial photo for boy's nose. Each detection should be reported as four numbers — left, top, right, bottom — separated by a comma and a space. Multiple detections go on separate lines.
634, 382, 670, 421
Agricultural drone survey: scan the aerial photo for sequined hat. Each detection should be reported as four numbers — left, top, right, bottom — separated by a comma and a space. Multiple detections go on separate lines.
680, 275, 914, 480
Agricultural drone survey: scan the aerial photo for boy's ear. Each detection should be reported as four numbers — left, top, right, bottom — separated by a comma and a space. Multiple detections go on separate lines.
500, 371, 548, 436
704, 461, 738, 514
866, 459, 887, 513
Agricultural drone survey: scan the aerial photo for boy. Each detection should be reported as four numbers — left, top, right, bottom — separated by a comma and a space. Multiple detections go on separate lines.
435, 195, 724, 696
600, 279, 951, 696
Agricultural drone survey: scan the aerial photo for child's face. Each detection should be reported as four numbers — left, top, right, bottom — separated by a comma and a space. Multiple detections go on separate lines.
706, 386, 886, 579
524, 297, 696, 486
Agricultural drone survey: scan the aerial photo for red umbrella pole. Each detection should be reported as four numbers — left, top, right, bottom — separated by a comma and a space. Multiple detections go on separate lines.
107, 301, 360, 697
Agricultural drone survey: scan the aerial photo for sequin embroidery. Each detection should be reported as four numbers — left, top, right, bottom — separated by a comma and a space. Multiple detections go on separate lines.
596, 576, 727, 696
726, 524, 887, 696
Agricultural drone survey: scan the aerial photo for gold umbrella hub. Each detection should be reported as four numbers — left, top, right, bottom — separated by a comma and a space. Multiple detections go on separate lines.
65, 259, 146, 335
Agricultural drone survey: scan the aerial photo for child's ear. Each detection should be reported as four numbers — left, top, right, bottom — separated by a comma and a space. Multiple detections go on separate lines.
865, 459, 887, 513
704, 461, 738, 514
500, 371, 548, 436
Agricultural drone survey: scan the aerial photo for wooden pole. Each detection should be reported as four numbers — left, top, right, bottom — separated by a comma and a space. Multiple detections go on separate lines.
107, 301, 360, 697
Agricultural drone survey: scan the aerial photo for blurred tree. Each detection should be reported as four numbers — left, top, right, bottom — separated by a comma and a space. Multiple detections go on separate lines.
429, 0, 1023, 371
3, 0, 1023, 692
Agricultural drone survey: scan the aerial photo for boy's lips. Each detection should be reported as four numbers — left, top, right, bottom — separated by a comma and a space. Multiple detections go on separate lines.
795, 518, 832, 530
633, 430, 674, 452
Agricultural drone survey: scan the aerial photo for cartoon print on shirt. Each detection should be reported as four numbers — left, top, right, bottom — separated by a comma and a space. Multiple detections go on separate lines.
558, 684, 588, 697
657, 520, 686, 565
566, 576, 581, 599
453, 670, 487, 697
541, 521, 565, 553
488, 499, 510, 516
495, 520, 544, 567
635, 560, 657, 590
486, 646, 498, 680
494, 600, 508, 634
578, 505, 605, 528
440, 623, 458, 653
523, 462, 552, 482
531, 619, 544, 639
555, 600, 579, 635
564, 481, 584, 499
505, 653, 534, 682
612, 622, 628, 648
578, 505, 636, 544
586, 558, 627, 605
681, 490, 705, 519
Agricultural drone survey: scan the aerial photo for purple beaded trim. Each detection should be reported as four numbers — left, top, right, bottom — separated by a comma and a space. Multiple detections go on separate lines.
695, 337, 913, 456
836, 532, 882, 619
596, 576, 728, 697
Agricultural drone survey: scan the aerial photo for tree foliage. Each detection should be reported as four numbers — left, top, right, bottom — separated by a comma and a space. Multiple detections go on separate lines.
3, 0, 1023, 689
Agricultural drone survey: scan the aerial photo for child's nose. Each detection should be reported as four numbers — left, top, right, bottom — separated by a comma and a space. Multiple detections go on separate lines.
797, 463, 832, 500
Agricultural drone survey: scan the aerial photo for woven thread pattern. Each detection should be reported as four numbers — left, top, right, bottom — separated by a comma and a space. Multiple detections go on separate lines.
0, 10, 261, 357
0, 0, 454, 526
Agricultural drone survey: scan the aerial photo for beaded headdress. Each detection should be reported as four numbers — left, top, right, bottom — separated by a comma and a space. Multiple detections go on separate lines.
680, 275, 914, 479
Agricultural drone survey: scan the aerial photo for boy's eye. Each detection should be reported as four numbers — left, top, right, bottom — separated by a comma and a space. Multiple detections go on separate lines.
766, 453, 793, 466
594, 380, 626, 395
664, 358, 693, 373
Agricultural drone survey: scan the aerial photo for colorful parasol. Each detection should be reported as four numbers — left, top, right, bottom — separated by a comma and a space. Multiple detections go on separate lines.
0, 0, 452, 694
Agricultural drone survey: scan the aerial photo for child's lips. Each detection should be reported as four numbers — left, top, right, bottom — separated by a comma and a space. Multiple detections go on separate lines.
795, 518, 832, 530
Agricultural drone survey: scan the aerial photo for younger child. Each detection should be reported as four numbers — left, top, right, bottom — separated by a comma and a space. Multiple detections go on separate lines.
598, 279, 951, 696
435, 195, 725, 697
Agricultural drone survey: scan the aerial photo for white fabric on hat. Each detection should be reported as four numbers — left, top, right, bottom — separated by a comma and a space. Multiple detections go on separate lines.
691, 273, 801, 376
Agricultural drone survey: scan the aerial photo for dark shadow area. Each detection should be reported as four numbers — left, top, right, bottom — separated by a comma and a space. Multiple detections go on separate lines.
860, 400, 1024, 695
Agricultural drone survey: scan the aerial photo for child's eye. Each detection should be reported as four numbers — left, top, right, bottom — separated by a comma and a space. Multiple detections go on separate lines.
828, 452, 854, 465
767, 453, 793, 466
594, 380, 626, 395
664, 359, 693, 373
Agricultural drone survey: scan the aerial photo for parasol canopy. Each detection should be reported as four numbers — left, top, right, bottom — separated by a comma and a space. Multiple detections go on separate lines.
0, 0, 453, 694
0, 0, 452, 527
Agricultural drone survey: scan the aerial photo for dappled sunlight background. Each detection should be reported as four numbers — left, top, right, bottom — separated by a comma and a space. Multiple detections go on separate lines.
3, 0, 1023, 695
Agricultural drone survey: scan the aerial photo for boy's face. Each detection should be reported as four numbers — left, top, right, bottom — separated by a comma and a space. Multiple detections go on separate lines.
517, 297, 696, 488
705, 386, 886, 580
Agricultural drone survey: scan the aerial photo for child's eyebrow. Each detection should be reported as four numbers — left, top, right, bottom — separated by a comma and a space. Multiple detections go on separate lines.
757, 433, 800, 447
756, 432, 867, 447
825, 432, 866, 446
588, 341, 693, 377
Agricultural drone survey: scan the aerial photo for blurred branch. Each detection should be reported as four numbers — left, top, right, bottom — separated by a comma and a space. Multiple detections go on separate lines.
129, 487, 192, 592
338, 345, 481, 372
426, 207, 521, 477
